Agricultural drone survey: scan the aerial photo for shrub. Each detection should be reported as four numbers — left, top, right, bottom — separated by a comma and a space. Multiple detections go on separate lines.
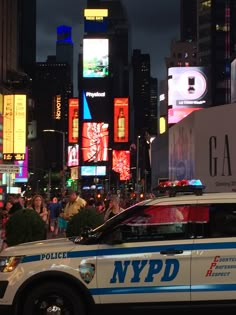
66, 207, 104, 237
6, 208, 46, 246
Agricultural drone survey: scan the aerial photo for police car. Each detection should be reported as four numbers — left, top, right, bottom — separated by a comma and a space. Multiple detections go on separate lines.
1, 179, 236, 315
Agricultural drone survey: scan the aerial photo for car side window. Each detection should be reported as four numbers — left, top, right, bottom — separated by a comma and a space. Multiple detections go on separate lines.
209, 203, 236, 237
104, 204, 193, 243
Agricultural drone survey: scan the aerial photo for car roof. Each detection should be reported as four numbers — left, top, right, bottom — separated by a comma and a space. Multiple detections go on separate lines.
137, 192, 236, 206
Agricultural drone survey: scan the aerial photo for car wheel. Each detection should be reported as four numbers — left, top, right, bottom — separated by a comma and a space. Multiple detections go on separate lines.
22, 281, 85, 315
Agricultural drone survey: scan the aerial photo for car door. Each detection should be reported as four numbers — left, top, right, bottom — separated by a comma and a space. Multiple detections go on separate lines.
96, 202, 193, 304
191, 201, 236, 302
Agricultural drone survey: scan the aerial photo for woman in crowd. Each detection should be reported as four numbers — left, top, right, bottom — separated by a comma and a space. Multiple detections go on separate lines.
30, 194, 48, 238
104, 195, 124, 221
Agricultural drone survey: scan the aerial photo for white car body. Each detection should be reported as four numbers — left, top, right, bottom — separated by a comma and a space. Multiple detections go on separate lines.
1, 191, 236, 314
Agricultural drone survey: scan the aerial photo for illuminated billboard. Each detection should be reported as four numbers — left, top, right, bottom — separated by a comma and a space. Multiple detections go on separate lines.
83, 38, 109, 78
3, 94, 26, 161
67, 144, 79, 167
68, 98, 79, 144
81, 165, 106, 176
168, 67, 208, 124
14, 147, 28, 183
82, 122, 109, 162
84, 9, 108, 33
114, 98, 129, 142
112, 150, 130, 181
82, 88, 111, 122
53, 95, 62, 120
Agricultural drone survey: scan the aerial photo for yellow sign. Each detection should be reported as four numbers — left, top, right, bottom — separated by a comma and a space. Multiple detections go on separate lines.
3, 94, 26, 158
3, 95, 14, 154
14, 95, 26, 154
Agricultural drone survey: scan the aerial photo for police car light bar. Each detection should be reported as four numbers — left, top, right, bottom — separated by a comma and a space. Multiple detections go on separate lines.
155, 179, 205, 197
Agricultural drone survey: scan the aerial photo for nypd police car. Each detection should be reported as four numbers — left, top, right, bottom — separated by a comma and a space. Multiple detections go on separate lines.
1, 179, 236, 315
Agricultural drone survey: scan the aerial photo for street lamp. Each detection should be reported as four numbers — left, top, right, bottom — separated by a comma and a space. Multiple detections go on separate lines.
43, 129, 66, 191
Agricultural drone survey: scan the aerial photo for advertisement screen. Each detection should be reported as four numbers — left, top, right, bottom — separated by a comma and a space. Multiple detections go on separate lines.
112, 150, 130, 181
82, 88, 111, 122
14, 147, 28, 183
168, 66, 208, 124
81, 165, 106, 176
114, 98, 129, 142
3, 95, 14, 155
3, 94, 26, 161
68, 98, 79, 144
168, 107, 203, 125
83, 38, 109, 78
67, 144, 79, 167
82, 122, 109, 162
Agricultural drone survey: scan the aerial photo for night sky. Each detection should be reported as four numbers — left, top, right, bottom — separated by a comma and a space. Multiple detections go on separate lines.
36, 0, 180, 80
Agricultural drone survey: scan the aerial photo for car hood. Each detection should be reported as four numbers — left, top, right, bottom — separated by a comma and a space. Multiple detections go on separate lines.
1, 237, 76, 256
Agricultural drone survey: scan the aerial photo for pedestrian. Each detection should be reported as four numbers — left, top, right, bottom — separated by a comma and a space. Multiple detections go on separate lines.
62, 191, 87, 221
47, 196, 62, 237
104, 195, 124, 221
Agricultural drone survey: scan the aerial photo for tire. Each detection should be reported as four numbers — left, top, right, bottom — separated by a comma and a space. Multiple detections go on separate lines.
22, 281, 86, 315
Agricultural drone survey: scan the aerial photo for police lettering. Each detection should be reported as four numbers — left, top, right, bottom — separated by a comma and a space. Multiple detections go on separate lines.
110, 259, 179, 283
41, 252, 67, 260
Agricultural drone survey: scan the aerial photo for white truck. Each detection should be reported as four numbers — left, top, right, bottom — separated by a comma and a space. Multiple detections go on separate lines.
169, 103, 236, 192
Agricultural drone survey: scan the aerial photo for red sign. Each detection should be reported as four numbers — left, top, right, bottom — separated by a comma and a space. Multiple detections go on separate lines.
114, 98, 129, 142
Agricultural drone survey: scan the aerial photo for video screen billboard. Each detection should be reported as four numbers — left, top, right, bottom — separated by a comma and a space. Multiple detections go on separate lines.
168, 66, 208, 124
81, 165, 106, 176
82, 88, 111, 122
114, 98, 129, 142
83, 38, 109, 78
112, 150, 130, 181
82, 122, 109, 162
68, 98, 79, 144
67, 144, 79, 167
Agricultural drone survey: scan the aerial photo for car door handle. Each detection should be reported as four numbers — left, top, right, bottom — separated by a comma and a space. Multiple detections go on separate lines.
160, 250, 183, 255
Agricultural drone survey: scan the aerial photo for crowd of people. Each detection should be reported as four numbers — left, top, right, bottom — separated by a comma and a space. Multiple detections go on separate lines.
0, 190, 131, 251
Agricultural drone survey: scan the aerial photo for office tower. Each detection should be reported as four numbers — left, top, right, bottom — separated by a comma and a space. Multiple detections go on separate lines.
29, 59, 73, 192
180, 0, 197, 42
56, 25, 74, 85
149, 77, 158, 135
0, 0, 19, 94
197, 0, 236, 105
132, 49, 151, 137
18, 0, 36, 73
78, 0, 130, 192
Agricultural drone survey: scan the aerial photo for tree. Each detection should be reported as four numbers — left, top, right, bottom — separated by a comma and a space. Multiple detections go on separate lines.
66, 207, 104, 237
6, 208, 46, 247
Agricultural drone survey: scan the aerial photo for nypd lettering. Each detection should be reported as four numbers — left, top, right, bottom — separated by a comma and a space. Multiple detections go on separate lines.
110, 259, 179, 283
41, 252, 67, 260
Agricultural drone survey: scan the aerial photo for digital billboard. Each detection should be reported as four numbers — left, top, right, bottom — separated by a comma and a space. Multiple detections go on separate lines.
67, 144, 79, 167
112, 150, 130, 181
81, 165, 106, 176
3, 94, 26, 161
83, 38, 109, 78
82, 88, 111, 122
168, 67, 208, 124
84, 9, 108, 33
82, 122, 109, 162
114, 98, 129, 142
14, 147, 28, 183
68, 98, 79, 144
